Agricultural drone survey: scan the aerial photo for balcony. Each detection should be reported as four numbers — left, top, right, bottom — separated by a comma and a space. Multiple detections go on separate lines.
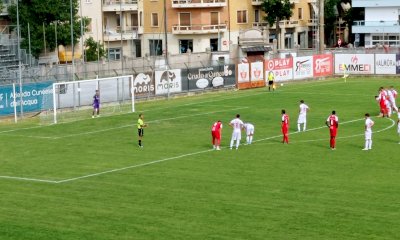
104, 26, 141, 41
353, 0, 400, 7
171, 0, 227, 8
103, 0, 138, 12
271, 20, 299, 29
251, 0, 262, 6
172, 24, 227, 34
352, 20, 400, 34
252, 22, 268, 28
307, 19, 318, 26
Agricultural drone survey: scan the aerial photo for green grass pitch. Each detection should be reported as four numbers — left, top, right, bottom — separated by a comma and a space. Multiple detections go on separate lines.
0, 77, 399, 239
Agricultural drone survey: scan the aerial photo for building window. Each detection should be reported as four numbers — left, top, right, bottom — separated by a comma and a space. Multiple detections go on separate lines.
210, 12, 219, 25
237, 10, 247, 24
298, 8, 303, 20
179, 13, 191, 26
149, 39, 162, 56
255, 9, 260, 23
108, 48, 121, 60
210, 38, 218, 52
179, 40, 193, 53
152, 13, 159, 27
85, 0, 92, 3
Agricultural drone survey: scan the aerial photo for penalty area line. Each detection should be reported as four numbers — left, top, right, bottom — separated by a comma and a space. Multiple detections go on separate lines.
0, 175, 58, 184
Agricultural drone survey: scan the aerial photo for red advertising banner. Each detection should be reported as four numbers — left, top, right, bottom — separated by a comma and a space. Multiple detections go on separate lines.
265, 58, 293, 82
313, 54, 333, 77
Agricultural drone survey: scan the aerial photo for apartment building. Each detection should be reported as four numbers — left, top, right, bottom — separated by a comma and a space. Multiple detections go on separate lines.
80, 0, 143, 60
142, 0, 229, 56
352, 0, 400, 47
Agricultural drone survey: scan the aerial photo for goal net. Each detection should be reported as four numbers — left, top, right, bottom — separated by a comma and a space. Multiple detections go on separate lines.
40, 75, 134, 124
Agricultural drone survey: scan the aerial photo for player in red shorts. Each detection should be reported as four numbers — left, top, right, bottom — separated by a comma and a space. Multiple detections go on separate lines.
281, 109, 289, 144
211, 120, 223, 150
326, 110, 339, 150
376, 87, 388, 117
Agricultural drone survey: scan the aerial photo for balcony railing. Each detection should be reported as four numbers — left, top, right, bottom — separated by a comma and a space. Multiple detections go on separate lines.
353, 20, 400, 27
172, 24, 227, 34
271, 20, 300, 28
307, 19, 318, 26
103, 0, 138, 11
172, 0, 227, 8
252, 22, 268, 28
104, 26, 141, 41
251, 0, 262, 5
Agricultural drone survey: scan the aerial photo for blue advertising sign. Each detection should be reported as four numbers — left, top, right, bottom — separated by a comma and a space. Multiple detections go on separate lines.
0, 82, 53, 116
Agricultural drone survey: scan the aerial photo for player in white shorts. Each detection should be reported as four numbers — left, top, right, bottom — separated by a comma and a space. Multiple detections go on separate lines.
363, 113, 374, 150
397, 109, 400, 144
243, 122, 255, 145
297, 100, 310, 132
389, 86, 398, 114
229, 114, 244, 150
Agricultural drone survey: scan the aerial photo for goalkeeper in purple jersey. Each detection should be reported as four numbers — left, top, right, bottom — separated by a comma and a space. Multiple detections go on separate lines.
92, 90, 100, 118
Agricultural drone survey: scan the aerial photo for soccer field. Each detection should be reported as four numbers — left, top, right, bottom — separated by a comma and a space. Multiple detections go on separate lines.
0, 77, 399, 239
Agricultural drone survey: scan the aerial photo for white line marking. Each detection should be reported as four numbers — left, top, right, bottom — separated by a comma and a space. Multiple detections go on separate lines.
1, 117, 394, 184
0, 175, 58, 183
55, 149, 214, 184
1, 133, 58, 140
56, 107, 249, 139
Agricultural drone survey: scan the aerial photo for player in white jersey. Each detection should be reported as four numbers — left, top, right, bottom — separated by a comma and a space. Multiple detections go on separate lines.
388, 86, 398, 114
243, 122, 255, 145
297, 100, 310, 132
229, 114, 244, 150
362, 113, 374, 150
397, 110, 400, 144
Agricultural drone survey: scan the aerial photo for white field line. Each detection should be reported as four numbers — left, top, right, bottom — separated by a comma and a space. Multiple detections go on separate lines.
0, 117, 394, 184
56, 106, 249, 139
55, 149, 214, 184
252, 118, 364, 143
0, 175, 58, 183
0, 106, 248, 140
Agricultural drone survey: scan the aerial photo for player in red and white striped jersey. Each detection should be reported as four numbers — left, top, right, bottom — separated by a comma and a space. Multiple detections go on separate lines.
326, 110, 339, 150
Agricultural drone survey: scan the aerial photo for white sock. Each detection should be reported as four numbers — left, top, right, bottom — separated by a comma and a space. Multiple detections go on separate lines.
297, 124, 301, 132
368, 140, 372, 149
303, 123, 306, 131
365, 140, 368, 149
236, 140, 240, 149
249, 136, 253, 144
246, 136, 249, 144
230, 139, 234, 148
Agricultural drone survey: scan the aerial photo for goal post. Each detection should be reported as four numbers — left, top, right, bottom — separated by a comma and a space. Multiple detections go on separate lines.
41, 75, 135, 124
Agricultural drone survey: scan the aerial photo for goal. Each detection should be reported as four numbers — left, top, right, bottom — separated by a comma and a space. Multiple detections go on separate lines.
40, 75, 135, 124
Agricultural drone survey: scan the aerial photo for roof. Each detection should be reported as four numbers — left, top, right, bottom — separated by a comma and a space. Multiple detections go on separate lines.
242, 46, 272, 52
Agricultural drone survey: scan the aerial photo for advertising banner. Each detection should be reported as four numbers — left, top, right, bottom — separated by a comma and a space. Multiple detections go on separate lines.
313, 54, 333, 77
0, 82, 53, 116
184, 65, 235, 91
335, 54, 374, 75
133, 72, 155, 98
251, 62, 264, 82
293, 56, 313, 80
155, 69, 182, 95
375, 54, 396, 75
237, 63, 250, 83
265, 58, 293, 82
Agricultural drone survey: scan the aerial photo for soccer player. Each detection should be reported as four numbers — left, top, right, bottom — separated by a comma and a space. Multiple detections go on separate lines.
397, 109, 400, 144
297, 100, 310, 132
326, 110, 339, 150
92, 90, 100, 118
281, 109, 289, 144
377, 87, 388, 117
388, 86, 398, 114
211, 120, 223, 150
229, 114, 244, 150
267, 71, 275, 91
243, 122, 255, 145
363, 113, 374, 150
137, 113, 147, 148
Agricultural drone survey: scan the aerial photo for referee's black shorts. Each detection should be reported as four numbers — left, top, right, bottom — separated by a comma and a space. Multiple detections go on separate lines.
138, 128, 144, 137
268, 81, 274, 86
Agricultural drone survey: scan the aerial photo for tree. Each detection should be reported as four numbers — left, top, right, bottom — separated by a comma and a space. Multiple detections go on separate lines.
261, 0, 294, 49
7, 0, 86, 58
324, 0, 353, 47
84, 37, 106, 62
